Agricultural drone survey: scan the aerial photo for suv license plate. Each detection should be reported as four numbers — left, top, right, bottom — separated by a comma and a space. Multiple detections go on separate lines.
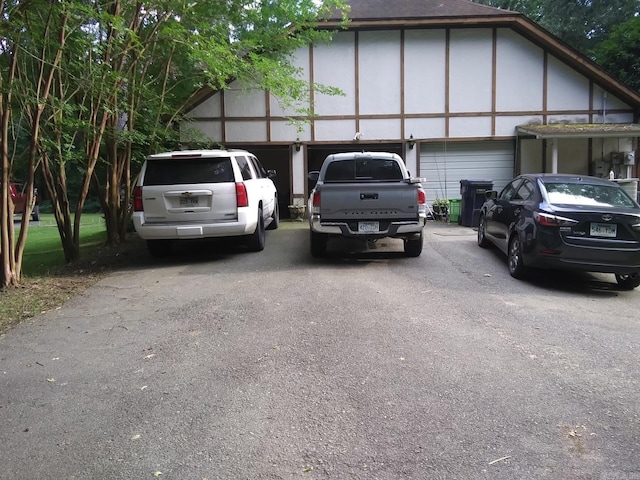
590, 222, 617, 238
180, 197, 199, 206
358, 221, 379, 233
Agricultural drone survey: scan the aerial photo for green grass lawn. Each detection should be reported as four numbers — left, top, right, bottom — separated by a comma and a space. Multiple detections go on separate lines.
19, 214, 107, 276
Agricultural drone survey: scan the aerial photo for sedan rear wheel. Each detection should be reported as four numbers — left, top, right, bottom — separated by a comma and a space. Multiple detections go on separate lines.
508, 234, 527, 279
615, 273, 640, 290
477, 214, 491, 248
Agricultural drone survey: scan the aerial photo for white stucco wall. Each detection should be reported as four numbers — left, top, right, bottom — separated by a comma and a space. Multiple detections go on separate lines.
496, 29, 544, 112
313, 32, 357, 116
449, 29, 493, 113
358, 30, 402, 116
404, 30, 446, 114
547, 56, 591, 112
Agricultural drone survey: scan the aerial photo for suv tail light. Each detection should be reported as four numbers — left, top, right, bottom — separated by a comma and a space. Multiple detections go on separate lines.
534, 211, 579, 227
236, 182, 249, 207
133, 186, 143, 212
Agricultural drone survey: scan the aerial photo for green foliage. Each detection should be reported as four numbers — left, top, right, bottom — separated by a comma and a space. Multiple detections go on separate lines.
593, 17, 640, 91
472, 0, 639, 56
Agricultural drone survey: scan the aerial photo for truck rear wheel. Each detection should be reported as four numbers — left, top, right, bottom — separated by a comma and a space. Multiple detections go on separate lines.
404, 232, 423, 257
310, 231, 328, 257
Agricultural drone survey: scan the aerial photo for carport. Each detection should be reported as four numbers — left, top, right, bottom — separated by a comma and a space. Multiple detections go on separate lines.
516, 123, 640, 177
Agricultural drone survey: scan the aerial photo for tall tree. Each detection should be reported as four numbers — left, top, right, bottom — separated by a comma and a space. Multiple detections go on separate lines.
1, 0, 347, 287
593, 16, 640, 91
472, 0, 638, 56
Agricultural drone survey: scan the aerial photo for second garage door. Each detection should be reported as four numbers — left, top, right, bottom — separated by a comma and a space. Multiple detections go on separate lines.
419, 141, 514, 202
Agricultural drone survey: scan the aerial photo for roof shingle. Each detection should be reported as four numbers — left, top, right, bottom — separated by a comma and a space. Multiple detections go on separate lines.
337, 0, 514, 21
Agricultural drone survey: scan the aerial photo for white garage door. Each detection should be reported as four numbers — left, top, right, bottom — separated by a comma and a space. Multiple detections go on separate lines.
419, 141, 514, 202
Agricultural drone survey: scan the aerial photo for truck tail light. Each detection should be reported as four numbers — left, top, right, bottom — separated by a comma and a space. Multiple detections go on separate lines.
312, 191, 321, 208
236, 182, 249, 207
133, 186, 143, 211
417, 189, 426, 205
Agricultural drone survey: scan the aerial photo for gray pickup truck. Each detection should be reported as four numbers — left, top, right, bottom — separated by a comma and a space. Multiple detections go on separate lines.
307, 151, 427, 257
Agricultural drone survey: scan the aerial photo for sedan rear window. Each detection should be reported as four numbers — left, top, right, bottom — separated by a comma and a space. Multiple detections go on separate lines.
324, 159, 403, 182
144, 158, 234, 186
544, 182, 636, 208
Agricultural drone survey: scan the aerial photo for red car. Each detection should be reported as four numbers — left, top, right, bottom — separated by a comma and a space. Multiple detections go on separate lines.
9, 182, 40, 221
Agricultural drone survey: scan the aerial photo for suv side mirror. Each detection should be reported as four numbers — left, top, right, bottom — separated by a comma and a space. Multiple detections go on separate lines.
308, 171, 320, 182
486, 190, 498, 200
267, 169, 277, 179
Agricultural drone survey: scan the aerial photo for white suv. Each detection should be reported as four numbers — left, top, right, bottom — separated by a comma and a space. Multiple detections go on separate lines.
133, 149, 278, 256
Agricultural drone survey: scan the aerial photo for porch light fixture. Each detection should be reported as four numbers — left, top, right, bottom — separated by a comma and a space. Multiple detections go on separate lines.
294, 139, 301, 151
408, 134, 415, 150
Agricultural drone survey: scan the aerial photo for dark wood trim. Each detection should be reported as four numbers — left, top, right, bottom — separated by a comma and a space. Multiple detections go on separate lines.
220, 90, 226, 143
589, 81, 594, 123
400, 28, 406, 140
191, 108, 635, 124
491, 28, 497, 136
355, 30, 360, 133
309, 43, 316, 142
445, 28, 450, 138
265, 90, 271, 141
543, 51, 548, 124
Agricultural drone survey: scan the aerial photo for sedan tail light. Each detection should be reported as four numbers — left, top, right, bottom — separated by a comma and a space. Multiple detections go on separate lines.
534, 211, 579, 227
133, 186, 143, 212
236, 182, 249, 208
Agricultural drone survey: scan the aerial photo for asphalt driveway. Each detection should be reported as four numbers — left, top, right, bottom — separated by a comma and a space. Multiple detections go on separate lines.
1, 221, 639, 479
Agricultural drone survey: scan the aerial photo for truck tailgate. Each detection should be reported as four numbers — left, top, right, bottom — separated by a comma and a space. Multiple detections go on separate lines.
319, 182, 419, 219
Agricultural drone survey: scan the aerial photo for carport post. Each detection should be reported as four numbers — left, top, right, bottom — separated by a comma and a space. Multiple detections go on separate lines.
551, 138, 558, 173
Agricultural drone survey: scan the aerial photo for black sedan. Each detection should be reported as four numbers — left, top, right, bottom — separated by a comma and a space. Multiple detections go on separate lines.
477, 173, 640, 289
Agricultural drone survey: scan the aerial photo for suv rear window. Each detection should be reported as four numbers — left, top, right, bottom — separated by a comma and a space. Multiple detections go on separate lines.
324, 158, 403, 182
144, 157, 234, 185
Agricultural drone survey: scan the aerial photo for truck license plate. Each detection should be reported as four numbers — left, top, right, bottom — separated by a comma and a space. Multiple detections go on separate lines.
590, 222, 617, 238
358, 221, 379, 233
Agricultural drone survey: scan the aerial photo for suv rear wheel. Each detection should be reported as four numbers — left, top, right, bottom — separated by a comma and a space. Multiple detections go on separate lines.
265, 200, 279, 230
247, 208, 266, 251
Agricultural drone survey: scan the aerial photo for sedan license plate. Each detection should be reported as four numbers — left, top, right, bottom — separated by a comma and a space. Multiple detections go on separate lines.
590, 222, 617, 238
358, 221, 379, 233
180, 197, 199, 206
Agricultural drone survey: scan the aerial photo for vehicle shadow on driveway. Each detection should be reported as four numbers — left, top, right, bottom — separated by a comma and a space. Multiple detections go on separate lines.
517, 266, 623, 296
483, 247, 625, 297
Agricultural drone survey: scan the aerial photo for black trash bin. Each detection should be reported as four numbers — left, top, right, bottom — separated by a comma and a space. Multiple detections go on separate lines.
460, 180, 493, 227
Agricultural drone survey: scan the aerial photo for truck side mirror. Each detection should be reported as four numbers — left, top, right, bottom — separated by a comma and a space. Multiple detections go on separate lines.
308, 171, 319, 182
